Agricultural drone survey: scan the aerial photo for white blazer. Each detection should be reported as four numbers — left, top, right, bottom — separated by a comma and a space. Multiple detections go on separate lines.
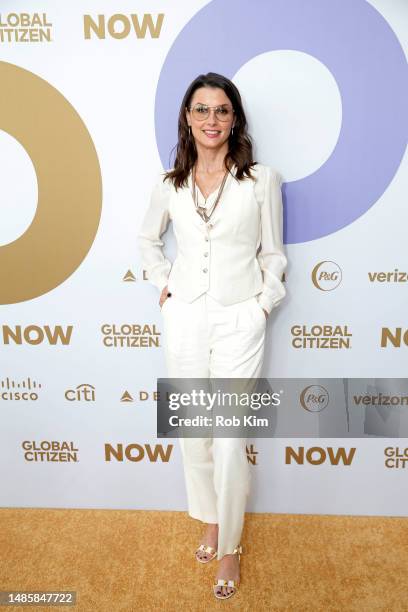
137, 162, 287, 314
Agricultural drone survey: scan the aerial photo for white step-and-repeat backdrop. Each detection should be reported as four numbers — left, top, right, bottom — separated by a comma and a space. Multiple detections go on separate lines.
1, 0, 407, 516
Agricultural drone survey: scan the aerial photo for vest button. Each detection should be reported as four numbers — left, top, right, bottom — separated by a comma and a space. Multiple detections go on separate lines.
204, 252, 208, 256
203, 268, 208, 273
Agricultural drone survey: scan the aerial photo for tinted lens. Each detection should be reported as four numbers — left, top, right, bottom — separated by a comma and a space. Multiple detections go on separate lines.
215, 106, 233, 121
192, 105, 209, 120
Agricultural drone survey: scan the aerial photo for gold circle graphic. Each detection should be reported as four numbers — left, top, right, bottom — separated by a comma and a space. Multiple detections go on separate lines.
0, 61, 102, 304
311, 260, 342, 291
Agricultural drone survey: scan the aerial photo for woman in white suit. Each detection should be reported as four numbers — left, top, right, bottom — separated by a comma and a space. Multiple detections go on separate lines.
138, 72, 287, 600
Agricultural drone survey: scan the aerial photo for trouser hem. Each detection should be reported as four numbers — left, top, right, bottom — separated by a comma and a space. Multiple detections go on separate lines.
188, 510, 218, 524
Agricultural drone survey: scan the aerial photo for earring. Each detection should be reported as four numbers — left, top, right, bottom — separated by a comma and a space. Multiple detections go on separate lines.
189, 125, 191, 137
231, 127, 234, 136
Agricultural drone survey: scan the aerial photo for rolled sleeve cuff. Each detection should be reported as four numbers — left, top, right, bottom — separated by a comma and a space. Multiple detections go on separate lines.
256, 281, 286, 315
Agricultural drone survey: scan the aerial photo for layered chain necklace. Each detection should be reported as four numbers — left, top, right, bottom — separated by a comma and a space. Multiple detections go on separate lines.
191, 164, 230, 223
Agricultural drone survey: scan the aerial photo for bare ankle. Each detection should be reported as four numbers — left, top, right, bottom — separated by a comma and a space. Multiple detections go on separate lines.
206, 523, 218, 530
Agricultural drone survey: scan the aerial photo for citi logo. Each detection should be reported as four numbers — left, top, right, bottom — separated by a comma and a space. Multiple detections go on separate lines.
65, 384, 95, 402
300, 385, 329, 412
368, 269, 408, 283
2, 325, 73, 345
311, 261, 342, 291
285, 446, 356, 466
105, 443, 173, 462
380, 328, 408, 348
83, 14, 164, 40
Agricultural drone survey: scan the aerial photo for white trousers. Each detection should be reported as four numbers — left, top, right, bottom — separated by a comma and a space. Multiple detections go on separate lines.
161, 291, 266, 559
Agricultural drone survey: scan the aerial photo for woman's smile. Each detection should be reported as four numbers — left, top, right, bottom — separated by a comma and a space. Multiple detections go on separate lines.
202, 129, 222, 139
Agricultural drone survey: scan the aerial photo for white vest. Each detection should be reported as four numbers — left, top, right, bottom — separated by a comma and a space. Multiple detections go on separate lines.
137, 162, 287, 314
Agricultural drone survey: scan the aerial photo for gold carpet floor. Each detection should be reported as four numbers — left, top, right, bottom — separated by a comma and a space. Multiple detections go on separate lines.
1, 508, 407, 611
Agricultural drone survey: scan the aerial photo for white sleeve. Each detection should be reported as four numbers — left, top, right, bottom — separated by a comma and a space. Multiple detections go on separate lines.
255, 165, 288, 314
137, 172, 172, 293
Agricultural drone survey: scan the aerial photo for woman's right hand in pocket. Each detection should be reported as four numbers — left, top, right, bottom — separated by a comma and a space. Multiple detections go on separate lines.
159, 285, 170, 309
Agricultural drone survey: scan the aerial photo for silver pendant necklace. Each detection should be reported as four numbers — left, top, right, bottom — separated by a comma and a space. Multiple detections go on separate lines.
191, 165, 229, 223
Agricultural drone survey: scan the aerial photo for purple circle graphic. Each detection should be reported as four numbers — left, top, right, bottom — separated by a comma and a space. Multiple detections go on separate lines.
156, 0, 408, 243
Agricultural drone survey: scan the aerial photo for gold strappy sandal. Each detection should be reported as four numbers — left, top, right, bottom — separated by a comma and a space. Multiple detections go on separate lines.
195, 543, 218, 564
213, 544, 243, 600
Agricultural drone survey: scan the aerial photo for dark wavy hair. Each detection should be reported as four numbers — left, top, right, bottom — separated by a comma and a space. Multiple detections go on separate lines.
163, 72, 257, 190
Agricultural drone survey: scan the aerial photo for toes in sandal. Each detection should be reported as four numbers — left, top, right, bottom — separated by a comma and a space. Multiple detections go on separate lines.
195, 543, 218, 564
213, 544, 242, 600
